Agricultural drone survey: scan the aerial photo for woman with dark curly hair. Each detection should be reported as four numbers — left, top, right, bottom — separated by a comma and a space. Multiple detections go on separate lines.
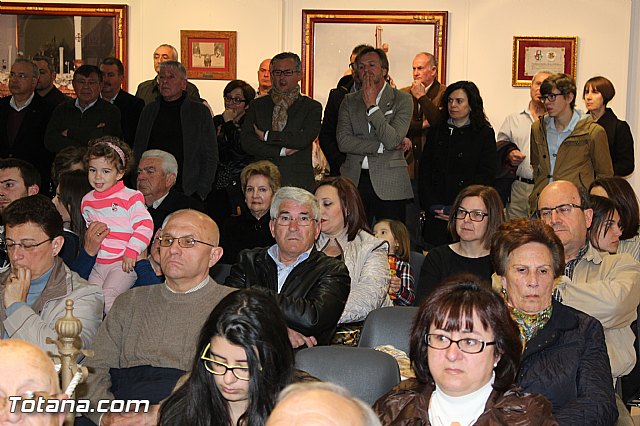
419, 80, 496, 248
159, 289, 295, 426
374, 275, 557, 425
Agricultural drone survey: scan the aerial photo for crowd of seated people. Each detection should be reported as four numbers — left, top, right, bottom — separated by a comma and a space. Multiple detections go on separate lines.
0, 38, 639, 426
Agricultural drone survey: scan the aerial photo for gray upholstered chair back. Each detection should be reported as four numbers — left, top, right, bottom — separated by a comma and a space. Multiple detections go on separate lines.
358, 306, 419, 354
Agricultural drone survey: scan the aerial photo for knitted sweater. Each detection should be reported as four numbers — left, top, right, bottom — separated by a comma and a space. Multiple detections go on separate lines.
81, 181, 153, 263
82, 279, 236, 424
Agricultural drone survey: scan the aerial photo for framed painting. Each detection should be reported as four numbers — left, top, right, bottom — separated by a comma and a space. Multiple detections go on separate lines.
512, 36, 578, 86
0, 2, 128, 97
301, 10, 448, 106
180, 30, 237, 80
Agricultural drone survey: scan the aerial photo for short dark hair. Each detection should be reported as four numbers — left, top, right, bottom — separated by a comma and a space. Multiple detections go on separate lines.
589, 177, 639, 240
0, 158, 41, 189
410, 275, 521, 392
541, 73, 577, 109
441, 80, 491, 131
32, 55, 55, 72
447, 185, 505, 249
589, 195, 620, 251
315, 176, 370, 241
351, 44, 372, 56
3, 195, 63, 239
85, 136, 133, 175
271, 52, 301, 72
51, 146, 87, 187
355, 46, 389, 72
73, 65, 103, 83
223, 79, 256, 104
583, 76, 615, 105
100, 57, 125, 76
491, 218, 565, 279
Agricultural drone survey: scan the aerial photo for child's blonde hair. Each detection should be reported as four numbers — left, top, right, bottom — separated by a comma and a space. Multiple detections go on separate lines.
85, 136, 133, 175
378, 219, 411, 262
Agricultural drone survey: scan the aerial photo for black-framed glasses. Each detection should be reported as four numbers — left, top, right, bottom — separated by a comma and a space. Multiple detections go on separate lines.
274, 214, 316, 227
270, 69, 298, 77
223, 96, 246, 105
541, 92, 563, 102
157, 235, 216, 248
426, 334, 496, 354
2, 238, 52, 251
455, 208, 489, 222
200, 343, 251, 380
536, 203, 584, 220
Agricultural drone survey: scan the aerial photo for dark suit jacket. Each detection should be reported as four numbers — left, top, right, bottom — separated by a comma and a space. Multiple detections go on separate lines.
135, 78, 201, 106
337, 84, 413, 200
240, 94, 322, 191
401, 80, 446, 179
40, 86, 71, 109
225, 247, 350, 345
0, 94, 54, 193
147, 188, 205, 232
319, 76, 354, 176
112, 90, 144, 147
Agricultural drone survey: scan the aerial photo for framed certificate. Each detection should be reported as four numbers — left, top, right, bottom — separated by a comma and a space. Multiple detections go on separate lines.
512, 36, 577, 86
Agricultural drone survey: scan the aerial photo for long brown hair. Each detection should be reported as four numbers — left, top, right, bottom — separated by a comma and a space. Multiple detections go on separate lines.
315, 176, 370, 241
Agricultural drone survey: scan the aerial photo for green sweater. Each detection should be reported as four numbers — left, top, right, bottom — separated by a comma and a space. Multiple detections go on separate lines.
82, 279, 235, 424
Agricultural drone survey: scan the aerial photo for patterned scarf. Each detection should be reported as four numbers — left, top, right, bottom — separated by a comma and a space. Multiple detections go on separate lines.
271, 84, 300, 131
502, 288, 553, 349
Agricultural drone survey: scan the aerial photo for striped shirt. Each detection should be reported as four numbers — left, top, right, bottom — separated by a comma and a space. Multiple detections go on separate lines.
81, 180, 154, 264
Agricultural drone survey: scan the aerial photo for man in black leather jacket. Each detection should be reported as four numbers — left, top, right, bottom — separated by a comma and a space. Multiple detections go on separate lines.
225, 186, 350, 347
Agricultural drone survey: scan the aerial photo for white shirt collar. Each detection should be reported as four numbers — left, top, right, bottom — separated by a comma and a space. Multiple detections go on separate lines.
9, 92, 35, 112
75, 97, 99, 113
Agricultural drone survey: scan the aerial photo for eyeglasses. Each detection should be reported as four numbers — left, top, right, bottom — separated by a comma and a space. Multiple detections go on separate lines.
2, 238, 52, 251
224, 96, 246, 105
0, 391, 59, 412
270, 69, 298, 77
157, 235, 216, 248
74, 79, 99, 87
455, 208, 489, 222
274, 214, 316, 227
9, 72, 33, 80
536, 203, 584, 220
200, 343, 251, 380
541, 92, 563, 102
426, 334, 496, 354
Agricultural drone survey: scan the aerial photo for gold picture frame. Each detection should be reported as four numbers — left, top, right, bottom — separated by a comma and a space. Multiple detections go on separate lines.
180, 30, 237, 80
512, 36, 578, 87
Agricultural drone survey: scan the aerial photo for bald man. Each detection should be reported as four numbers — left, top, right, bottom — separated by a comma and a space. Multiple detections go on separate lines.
267, 382, 381, 426
0, 339, 65, 425
256, 58, 272, 97
79, 210, 235, 426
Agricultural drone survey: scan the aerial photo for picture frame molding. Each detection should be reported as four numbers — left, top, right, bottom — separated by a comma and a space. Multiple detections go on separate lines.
180, 30, 237, 80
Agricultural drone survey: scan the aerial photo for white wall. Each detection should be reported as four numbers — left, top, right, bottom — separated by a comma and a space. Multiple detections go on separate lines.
8, 0, 639, 184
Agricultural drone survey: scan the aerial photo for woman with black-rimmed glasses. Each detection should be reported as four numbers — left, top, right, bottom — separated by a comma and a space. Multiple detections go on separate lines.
416, 185, 504, 304
158, 289, 296, 426
374, 275, 557, 425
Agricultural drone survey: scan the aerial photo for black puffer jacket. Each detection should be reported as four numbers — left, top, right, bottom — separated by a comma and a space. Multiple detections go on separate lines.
517, 299, 618, 426
224, 247, 350, 345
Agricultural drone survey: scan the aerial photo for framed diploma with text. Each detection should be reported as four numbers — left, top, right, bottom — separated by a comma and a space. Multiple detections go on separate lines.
512, 36, 577, 86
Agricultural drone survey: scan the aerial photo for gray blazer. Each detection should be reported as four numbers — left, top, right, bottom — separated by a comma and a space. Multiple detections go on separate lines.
240, 94, 322, 191
337, 85, 413, 200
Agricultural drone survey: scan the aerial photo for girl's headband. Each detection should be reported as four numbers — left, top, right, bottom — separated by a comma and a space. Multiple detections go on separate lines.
105, 142, 126, 168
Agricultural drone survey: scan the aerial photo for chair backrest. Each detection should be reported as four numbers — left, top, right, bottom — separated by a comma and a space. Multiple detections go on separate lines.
410, 251, 426, 301
210, 263, 232, 283
295, 346, 400, 405
358, 306, 419, 354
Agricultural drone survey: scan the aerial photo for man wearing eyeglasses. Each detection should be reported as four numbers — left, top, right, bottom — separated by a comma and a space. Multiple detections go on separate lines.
225, 187, 350, 348
528, 73, 612, 216
45, 65, 122, 153
0, 195, 103, 355
0, 59, 55, 197
241, 52, 322, 192
0, 339, 67, 425
537, 180, 640, 411
79, 209, 235, 426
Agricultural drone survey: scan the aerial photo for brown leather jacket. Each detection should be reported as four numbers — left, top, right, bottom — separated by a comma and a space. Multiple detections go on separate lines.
374, 379, 558, 425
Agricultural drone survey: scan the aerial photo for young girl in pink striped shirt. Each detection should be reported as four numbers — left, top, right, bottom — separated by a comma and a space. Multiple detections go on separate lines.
81, 136, 153, 313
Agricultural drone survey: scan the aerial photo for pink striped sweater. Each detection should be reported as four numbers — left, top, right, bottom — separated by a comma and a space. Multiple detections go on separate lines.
81, 180, 154, 264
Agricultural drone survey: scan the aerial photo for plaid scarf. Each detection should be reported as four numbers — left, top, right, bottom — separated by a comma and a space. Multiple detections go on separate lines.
271, 84, 300, 131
